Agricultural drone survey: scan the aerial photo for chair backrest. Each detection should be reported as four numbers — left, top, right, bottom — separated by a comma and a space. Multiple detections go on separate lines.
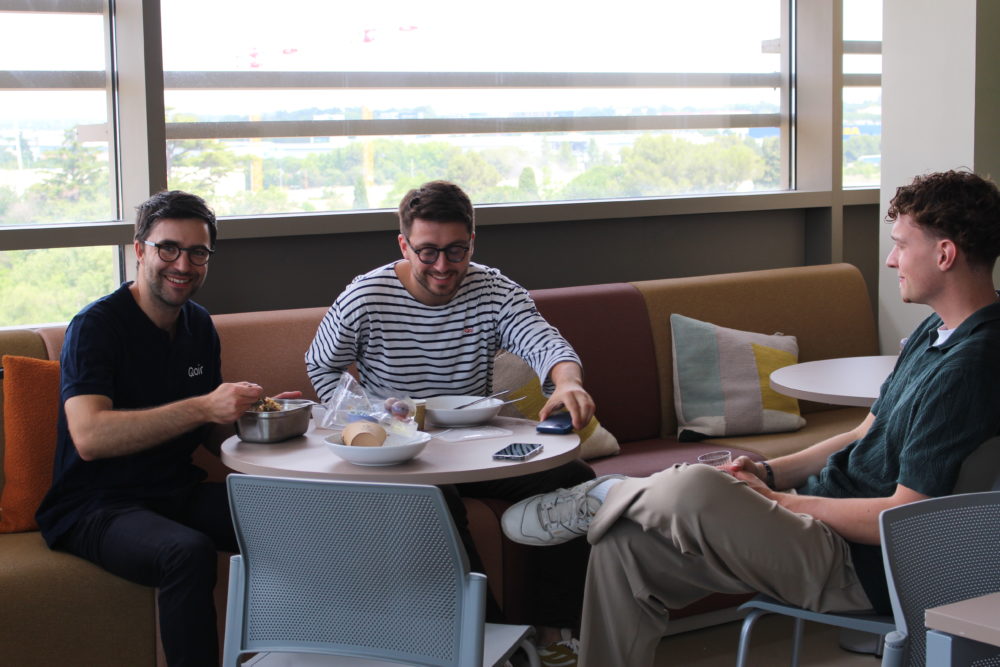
953, 435, 1000, 493
224, 474, 487, 666
879, 490, 1000, 667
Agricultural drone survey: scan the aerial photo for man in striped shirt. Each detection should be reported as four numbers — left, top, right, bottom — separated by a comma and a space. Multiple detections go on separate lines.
306, 180, 597, 652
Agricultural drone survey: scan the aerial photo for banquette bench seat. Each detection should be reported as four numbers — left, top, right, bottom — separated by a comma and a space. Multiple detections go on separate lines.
0, 263, 877, 665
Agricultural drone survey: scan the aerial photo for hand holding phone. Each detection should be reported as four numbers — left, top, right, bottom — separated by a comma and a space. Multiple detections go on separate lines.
493, 442, 544, 461
536, 411, 574, 434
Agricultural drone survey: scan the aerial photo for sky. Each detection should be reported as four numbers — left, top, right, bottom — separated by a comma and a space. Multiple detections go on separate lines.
0, 0, 881, 123
158, 0, 781, 73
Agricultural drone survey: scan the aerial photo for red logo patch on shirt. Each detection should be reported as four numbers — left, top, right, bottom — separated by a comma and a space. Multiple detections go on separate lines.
463, 327, 474, 334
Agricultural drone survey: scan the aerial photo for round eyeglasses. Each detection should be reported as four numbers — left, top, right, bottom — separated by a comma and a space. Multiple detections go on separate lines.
405, 237, 470, 265
143, 240, 215, 266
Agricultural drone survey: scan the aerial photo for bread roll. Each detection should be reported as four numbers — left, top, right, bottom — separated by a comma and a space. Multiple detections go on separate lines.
342, 421, 387, 447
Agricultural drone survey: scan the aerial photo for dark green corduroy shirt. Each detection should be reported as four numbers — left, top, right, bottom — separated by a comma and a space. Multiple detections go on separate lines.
799, 297, 1000, 612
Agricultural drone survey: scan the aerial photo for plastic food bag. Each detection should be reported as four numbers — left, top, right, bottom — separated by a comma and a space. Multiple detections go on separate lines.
319, 376, 418, 439
318, 375, 376, 430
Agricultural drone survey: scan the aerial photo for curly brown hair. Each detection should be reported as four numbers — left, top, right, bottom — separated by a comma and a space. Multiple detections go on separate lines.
398, 181, 474, 237
886, 170, 1000, 270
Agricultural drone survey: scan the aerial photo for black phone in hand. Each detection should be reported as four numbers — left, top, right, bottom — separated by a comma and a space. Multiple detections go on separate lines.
536, 411, 574, 434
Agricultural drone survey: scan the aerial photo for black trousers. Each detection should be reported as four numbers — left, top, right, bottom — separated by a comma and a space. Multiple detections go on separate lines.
58, 482, 236, 667
442, 459, 596, 629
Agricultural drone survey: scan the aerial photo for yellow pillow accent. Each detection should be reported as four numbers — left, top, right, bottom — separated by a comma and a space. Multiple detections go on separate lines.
753, 343, 803, 415
492, 351, 619, 460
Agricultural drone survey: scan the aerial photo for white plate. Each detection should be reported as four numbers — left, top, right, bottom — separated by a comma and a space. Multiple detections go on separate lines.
425, 395, 503, 427
324, 430, 432, 466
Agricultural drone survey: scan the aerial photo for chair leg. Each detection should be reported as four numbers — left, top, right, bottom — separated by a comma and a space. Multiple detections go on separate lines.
736, 608, 769, 667
790, 617, 804, 667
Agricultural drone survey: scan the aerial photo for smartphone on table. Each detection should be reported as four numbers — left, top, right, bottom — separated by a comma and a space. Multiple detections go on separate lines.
493, 442, 544, 461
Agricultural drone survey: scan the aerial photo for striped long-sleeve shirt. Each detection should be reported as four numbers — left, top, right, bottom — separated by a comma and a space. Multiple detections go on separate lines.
305, 262, 581, 402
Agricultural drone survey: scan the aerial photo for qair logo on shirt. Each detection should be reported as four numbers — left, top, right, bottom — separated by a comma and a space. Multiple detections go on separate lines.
188, 364, 204, 378
464, 327, 475, 334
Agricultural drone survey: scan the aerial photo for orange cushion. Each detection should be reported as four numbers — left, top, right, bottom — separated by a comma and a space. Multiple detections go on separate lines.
0, 355, 60, 533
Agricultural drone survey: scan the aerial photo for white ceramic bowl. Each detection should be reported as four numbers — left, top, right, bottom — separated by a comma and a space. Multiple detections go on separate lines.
324, 430, 432, 466
424, 395, 503, 427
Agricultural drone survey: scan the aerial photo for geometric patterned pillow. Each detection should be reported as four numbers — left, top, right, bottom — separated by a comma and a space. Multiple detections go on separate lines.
670, 314, 805, 441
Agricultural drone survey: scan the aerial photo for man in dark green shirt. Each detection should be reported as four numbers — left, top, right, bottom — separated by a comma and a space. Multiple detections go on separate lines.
501, 170, 1000, 667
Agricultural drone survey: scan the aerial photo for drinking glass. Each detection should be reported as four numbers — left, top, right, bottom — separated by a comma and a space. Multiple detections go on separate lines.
697, 450, 733, 467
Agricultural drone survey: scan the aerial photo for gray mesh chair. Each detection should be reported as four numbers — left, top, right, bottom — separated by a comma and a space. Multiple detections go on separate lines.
223, 474, 540, 667
879, 490, 1000, 667
735, 436, 1000, 667
735, 597, 893, 667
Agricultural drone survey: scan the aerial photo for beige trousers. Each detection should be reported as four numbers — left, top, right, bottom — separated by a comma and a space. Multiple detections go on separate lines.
578, 464, 874, 667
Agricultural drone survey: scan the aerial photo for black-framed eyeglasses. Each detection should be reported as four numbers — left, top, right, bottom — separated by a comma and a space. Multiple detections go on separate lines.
143, 240, 215, 266
405, 237, 470, 265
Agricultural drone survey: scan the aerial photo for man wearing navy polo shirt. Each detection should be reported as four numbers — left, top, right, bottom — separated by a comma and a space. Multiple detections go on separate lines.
36, 191, 268, 667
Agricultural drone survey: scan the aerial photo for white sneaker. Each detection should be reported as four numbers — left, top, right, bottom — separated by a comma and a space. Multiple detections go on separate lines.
502, 475, 626, 546
538, 637, 580, 667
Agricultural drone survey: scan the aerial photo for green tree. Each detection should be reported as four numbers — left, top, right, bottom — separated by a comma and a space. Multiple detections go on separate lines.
373, 140, 463, 185
559, 133, 765, 199
0, 186, 16, 218
320, 187, 351, 211
478, 166, 544, 204
217, 187, 293, 216
0, 246, 116, 327
0, 134, 113, 326
585, 138, 612, 168
304, 144, 365, 187
843, 134, 881, 163
845, 161, 880, 181
19, 133, 35, 168
556, 141, 578, 171
561, 164, 629, 199
755, 136, 782, 189
480, 146, 531, 181
166, 113, 242, 198
445, 152, 501, 198
0, 146, 16, 168
682, 135, 763, 192
24, 130, 112, 222
352, 176, 369, 209
380, 176, 430, 208
518, 167, 540, 200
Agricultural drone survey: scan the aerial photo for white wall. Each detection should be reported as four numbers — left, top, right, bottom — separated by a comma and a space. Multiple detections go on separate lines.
879, 0, 1000, 352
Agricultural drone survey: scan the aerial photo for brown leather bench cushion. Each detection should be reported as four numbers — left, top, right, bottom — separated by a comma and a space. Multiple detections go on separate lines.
588, 438, 763, 478
213, 306, 328, 401
531, 283, 661, 443
0, 532, 155, 666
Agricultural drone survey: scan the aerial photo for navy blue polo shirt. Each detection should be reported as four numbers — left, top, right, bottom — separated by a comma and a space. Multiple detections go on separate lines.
36, 283, 222, 547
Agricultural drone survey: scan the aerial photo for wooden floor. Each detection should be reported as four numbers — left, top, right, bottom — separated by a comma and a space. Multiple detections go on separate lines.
653, 616, 882, 667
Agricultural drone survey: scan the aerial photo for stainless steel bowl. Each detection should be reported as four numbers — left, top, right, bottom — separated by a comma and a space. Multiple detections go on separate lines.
235, 398, 314, 443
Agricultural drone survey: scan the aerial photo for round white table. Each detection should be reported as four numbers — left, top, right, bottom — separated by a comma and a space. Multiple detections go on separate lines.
221, 416, 580, 484
769, 355, 898, 407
